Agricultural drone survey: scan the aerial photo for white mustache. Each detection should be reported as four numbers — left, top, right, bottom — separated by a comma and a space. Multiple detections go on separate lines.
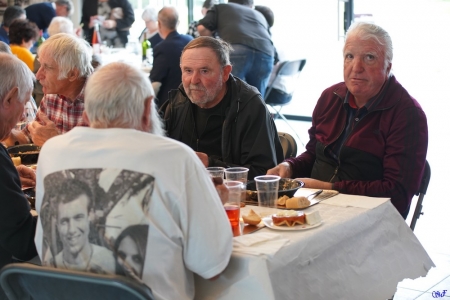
189, 85, 206, 91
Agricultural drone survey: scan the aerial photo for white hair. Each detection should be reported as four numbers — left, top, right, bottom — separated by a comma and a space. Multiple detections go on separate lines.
142, 6, 158, 22
0, 53, 35, 104
38, 33, 93, 79
85, 62, 165, 136
48, 16, 74, 36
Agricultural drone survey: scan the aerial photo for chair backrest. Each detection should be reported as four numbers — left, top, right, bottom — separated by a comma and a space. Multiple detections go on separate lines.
264, 59, 307, 105
278, 132, 297, 159
410, 160, 431, 231
0, 263, 154, 300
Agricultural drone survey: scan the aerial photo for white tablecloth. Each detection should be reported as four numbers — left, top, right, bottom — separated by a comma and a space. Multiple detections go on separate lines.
194, 195, 435, 300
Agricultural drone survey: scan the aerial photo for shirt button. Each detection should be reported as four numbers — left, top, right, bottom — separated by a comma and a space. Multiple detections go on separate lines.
355, 118, 359, 121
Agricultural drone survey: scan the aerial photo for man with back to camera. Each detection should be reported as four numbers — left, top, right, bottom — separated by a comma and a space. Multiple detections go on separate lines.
0, 5, 26, 44
0, 53, 38, 299
267, 22, 428, 218
197, 0, 274, 97
160, 36, 284, 180
150, 6, 193, 107
25, 0, 73, 36
34, 61, 233, 299
14, 33, 93, 146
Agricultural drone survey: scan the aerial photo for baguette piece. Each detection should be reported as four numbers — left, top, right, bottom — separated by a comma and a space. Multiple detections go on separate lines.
285, 196, 310, 209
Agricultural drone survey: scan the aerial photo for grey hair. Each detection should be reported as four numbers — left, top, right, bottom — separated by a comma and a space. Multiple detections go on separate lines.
182, 36, 232, 68
0, 41, 12, 54
0, 53, 35, 104
85, 62, 164, 136
48, 16, 74, 36
345, 21, 393, 69
141, 6, 158, 22
38, 33, 93, 80
55, 0, 74, 17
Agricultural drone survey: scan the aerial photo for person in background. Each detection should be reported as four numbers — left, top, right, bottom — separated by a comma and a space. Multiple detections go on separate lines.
187, 0, 217, 39
139, 6, 162, 48
34, 61, 232, 299
150, 6, 192, 107
160, 37, 283, 179
81, 0, 135, 48
198, 0, 274, 98
0, 5, 26, 44
267, 22, 428, 218
8, 19, 39, 71
25, 0, 73, 37
16, 33, 93, 146
0, 54, 38, 295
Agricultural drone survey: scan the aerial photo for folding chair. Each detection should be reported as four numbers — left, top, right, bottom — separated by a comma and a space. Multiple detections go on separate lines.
410, 160, 431, 231
265, 59, 307, 147
0, 263, 154, 300
278, 132, 297, 159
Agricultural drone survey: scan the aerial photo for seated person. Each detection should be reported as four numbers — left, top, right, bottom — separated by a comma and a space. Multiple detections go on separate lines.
19, 33, 93, 146
150, 6, 193, 107
187, 0, 217, 39
34, 61, 233, 299
139, 5, 163, 48
0, 5, 26, 44
0, 53, 37, 280
267, 22, 428, 218
8, 19, 39, 71
160, 36, 284, 179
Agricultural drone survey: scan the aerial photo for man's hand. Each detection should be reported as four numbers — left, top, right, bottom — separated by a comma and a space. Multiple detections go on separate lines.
267, 162, 292, 178
212, 177, 229, 205
102, 20, 117, 29
298, 178, 332, 190
28, 113, 59, 146
195, 152, 209, 167
16, 165, 36, 188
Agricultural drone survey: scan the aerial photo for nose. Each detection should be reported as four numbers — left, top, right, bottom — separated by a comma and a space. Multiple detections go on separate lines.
191, 71, 201, 84
353, 57, 364, 73
36, 66, 44, 80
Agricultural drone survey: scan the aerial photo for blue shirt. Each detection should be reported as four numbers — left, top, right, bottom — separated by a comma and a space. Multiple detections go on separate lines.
0, 26, 9, 44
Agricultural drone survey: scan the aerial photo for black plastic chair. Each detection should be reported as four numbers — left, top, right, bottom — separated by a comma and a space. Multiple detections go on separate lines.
265, 59, 307, 146
410, 160, 431, 231
0, 263, 154, 300
278, 132, 297, 159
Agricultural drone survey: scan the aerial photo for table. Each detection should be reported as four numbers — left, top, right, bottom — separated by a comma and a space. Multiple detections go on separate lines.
194, 194, 435, 300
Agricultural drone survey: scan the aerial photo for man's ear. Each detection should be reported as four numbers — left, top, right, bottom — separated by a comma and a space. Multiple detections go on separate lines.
222, 65, 232, 82
1, 87, 19, 110
141, 96, 153, 131
67, 68, 80, 82
82, 110, 90, 126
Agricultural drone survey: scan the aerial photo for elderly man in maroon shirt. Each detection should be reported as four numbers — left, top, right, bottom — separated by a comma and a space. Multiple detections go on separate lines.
268, 22, 428, 219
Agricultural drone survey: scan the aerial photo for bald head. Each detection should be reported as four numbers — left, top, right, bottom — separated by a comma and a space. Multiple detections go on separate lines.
158, 6, 178, 31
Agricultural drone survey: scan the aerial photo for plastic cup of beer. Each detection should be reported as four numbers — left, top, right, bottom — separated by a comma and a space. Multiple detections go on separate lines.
254, 175, 280, 208
206, 167, 225, 179
224, 180, 244, 236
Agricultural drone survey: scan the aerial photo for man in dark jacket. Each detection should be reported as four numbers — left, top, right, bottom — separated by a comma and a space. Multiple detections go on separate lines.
25, 0, 72, 36
160, 37, 283, 180
268, 22, 428, 218
0, 53, 38, 276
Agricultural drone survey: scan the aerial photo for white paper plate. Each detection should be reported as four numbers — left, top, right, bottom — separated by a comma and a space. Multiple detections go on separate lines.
262, 216, 323, 231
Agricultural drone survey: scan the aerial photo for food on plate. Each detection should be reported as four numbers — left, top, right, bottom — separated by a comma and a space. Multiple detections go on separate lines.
240, 201, 246, 208
272, 210, 305, 227
246, 190, 257, 201
242, 209, 262, 225
276, 195, 289, 206
286, 196, 311, 209
305, 211, 322, 225
11, 156, 21, 166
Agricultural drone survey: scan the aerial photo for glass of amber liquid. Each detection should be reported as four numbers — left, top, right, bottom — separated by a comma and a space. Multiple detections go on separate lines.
224, 181, 244, 236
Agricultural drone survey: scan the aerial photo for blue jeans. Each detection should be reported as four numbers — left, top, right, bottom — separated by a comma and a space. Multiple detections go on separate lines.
230, 44, 274, 98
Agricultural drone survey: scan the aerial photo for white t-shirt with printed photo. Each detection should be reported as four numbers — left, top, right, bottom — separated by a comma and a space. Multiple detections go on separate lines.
35, 127, 233, 300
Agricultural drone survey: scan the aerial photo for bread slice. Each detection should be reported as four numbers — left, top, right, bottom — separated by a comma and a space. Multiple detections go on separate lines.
242, 209, 262, 225
285, 196, 311, 209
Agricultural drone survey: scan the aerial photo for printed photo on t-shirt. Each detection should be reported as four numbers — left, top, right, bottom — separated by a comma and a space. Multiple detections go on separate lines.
40, 168, 152, 280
